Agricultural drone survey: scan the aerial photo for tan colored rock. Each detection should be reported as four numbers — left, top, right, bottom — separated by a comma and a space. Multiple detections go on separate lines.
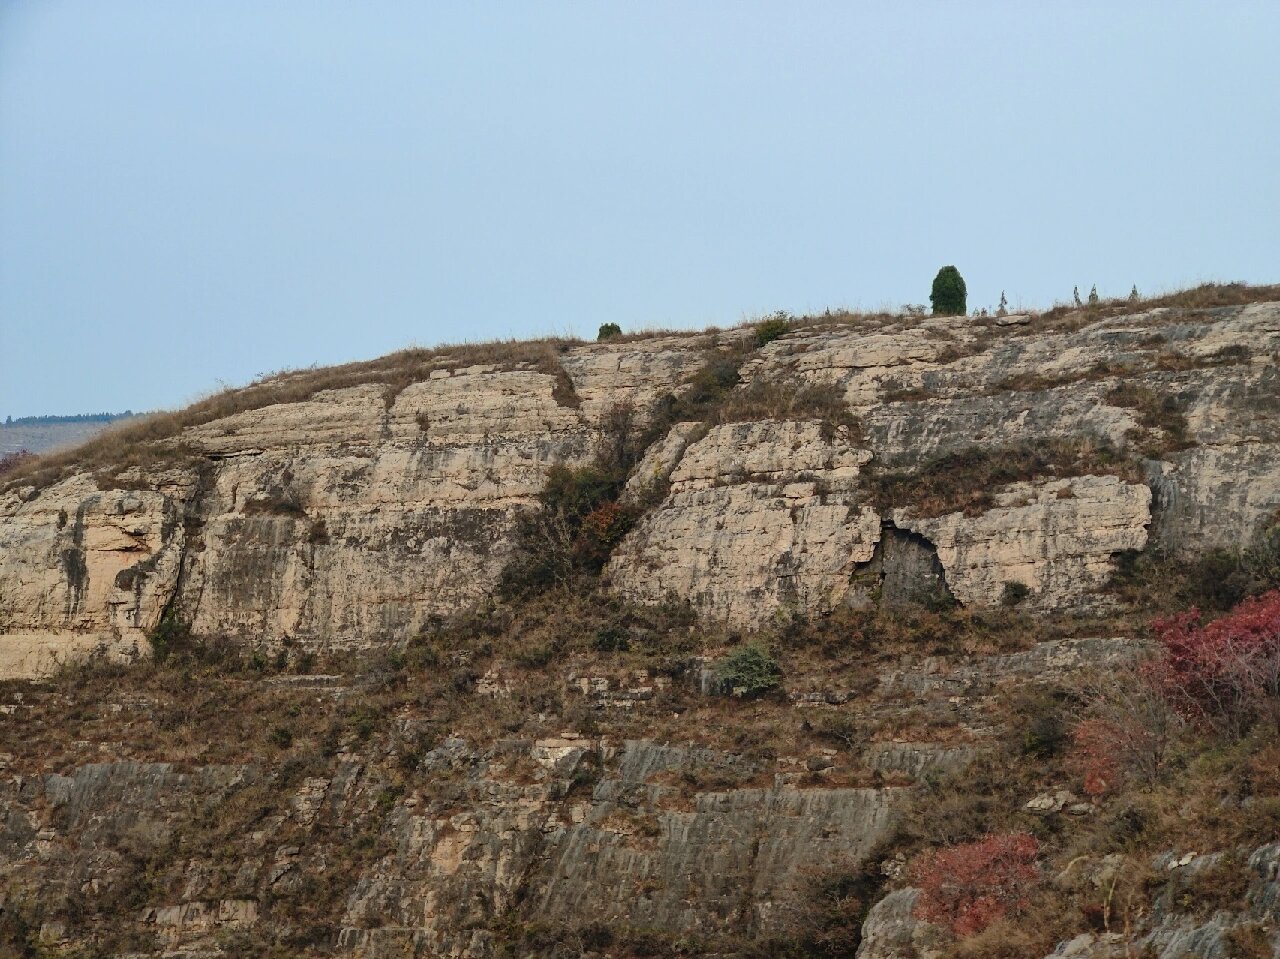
610, 421, 879, 626
894, 475, 1151, 609
183, 368, 596, 646
0, 473, 196, 663
667, 420, 869, 491
622, 421, 705, 501
560, 334, 716, 422
1148, 442, 1280, 554
741, 322, 976, 406
1, 301, 1278, 676
1, 364, 599, 666
0, 631, 139, 680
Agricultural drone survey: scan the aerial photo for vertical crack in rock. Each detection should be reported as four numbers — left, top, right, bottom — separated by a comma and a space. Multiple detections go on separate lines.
609, 421, 880, 627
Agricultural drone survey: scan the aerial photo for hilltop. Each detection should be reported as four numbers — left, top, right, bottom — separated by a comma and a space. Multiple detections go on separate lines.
0, 282, 1279, 957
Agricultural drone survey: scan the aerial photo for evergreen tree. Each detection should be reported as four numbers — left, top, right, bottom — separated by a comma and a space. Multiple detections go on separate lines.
929, 266, 967, 316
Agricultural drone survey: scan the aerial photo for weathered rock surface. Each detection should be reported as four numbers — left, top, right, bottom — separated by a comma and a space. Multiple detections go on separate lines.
893, 476, 1152, 609
608, 421, 880, 626
2, 367, 601, 658
559, 334, 718, 422
859, 839, 1280, 959
855, 887, 945, 959
2, 301, 1278, 665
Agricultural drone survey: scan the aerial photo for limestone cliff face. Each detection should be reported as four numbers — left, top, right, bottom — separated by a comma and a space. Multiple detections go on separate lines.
3, 296, 1279, 958
2, 302, 1279, 666
892, 476, 1152, 610
608, 421, 880, 626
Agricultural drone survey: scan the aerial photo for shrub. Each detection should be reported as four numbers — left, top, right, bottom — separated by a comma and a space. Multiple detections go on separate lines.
777, 858, 884, 957
1010, 689, 1070, 759
597, 322, 622, 341
148, 607, 191, 662
716, 642, 783, 697
753, 312, 793, 348
911, 833, 1040, 936
1068, 664, 1179, 796
642, 342, 751, 446
929, 266, 967, 316
1067, 718, 1124, 797
0, 450, 35, 476
1244, 522, 1280, 592
498, 464, 635, 595
592, 624, 630, 653
1148, 589, 1280, 734
1001, 581, 1030, 607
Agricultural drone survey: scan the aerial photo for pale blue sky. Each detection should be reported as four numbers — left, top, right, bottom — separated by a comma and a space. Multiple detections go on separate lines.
2, 1, 1277, 418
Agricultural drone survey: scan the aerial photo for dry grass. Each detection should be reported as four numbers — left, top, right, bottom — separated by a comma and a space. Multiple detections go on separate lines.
865, 439, 1143, 518
5, 533, 1277, 953
2, 336, 584, 493
715, 376, 861, 437
1029, 281, 1280, 335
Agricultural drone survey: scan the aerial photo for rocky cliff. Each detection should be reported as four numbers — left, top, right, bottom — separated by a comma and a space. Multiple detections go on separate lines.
5, 300, 1277, 664
1, 288, 1279, 957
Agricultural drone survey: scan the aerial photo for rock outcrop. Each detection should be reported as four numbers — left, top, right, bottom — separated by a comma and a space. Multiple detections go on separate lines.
3, 301, 1279, 664
893, 475, 1152, 610
608, 421, 880, 626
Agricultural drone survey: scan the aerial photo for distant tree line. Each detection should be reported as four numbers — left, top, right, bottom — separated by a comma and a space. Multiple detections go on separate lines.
2, 411, 135, 427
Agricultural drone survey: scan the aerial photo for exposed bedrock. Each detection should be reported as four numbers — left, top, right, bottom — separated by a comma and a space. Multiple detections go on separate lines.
0, 302, 1277, 664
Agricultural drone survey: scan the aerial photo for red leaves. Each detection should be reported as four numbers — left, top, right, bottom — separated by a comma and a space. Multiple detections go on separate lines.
580, 501, 634, 548
1067, 719, 1124, 797
1148, 589, 1280, 729
911, 833, 1040, 936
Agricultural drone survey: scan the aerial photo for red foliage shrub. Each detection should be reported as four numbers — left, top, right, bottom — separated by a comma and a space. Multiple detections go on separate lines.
1067, 718, 1124, 797
1148, 589, 1280, 731
580, 501, 634, 548
911, 832, 1040, 936
571, 500, 638, 573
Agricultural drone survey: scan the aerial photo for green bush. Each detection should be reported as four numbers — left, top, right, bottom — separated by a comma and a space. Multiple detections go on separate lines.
597, 322, 622, 341
592, 624, 630, 653
1245, 522, 1280, 591
717, 642, 783, 697
929, 265, 967, 316
754, 312, 793, 348
498, 464, 636, 596
148, 607, 190, 662
1001, 581, 1031, 607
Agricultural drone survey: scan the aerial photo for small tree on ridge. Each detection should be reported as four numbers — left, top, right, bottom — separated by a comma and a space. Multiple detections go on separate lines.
929, 266, 967, 316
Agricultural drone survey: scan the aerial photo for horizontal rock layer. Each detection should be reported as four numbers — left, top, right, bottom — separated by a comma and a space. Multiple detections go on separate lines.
2, 302, 1278, 658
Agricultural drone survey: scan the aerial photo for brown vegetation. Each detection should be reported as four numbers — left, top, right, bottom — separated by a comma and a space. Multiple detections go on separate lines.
865, 438, 1142, 518
1, 336, 584, 493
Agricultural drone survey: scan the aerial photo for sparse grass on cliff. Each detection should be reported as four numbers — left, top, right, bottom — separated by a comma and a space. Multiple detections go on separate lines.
6, 281, 1278, 497
864, 438, 1143, 518
1022, 281, 1280, 336
1, 336, 586, 493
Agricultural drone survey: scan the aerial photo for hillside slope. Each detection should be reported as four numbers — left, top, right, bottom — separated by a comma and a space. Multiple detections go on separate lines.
1, 287, 1280, 957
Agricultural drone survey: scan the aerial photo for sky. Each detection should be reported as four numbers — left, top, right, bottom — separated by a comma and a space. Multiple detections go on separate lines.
1, 2, 1277, 418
